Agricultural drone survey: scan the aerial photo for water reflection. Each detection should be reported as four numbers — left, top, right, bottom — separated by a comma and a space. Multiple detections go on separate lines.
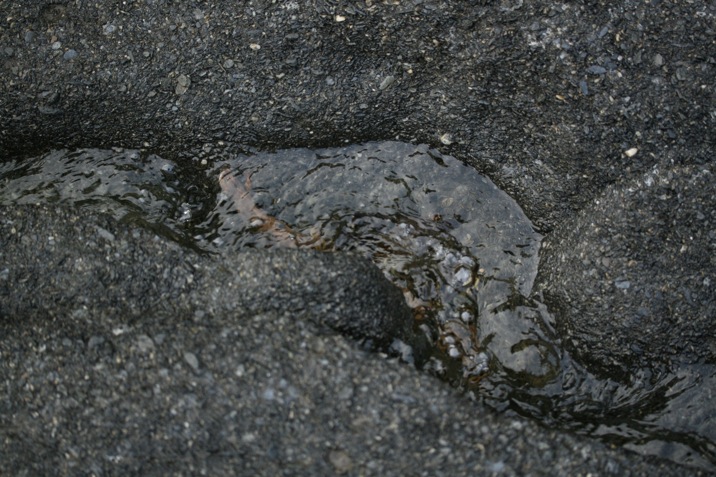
201, 142, 541, 385
1, 143, 713, 470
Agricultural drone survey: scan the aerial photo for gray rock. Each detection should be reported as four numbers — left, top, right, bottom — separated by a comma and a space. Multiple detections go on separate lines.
538, 164, 716, 378
0, 204, 426, 362
1, 0, 714, 471
0, 207, 690, 476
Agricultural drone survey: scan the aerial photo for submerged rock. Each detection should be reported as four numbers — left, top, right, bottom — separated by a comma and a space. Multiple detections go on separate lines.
0, 143, 543, 383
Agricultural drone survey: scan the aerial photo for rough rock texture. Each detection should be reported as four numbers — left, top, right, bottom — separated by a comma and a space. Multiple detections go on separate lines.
2, 1, 712, 231
0, 204, 427, 361
0, 204, 691, 476
538, 164, 716, 378
1, 0, 715, 473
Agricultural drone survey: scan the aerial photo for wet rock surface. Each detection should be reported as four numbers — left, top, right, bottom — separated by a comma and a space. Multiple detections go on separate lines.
0, 204, 689, 476
1, 0, 714, 473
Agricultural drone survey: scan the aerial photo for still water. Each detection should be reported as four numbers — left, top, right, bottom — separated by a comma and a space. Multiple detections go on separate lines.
1, 142, 713, 470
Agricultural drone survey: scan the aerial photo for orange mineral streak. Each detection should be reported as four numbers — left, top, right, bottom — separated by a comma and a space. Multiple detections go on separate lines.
217, 168, 429, 314
217, 167, 488, 382
219, 169, 322, 249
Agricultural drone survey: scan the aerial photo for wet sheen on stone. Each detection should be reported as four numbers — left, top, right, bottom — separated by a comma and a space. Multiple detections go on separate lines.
202, 141, 542, 382
0, 142, 545, 385
3, 142, 713, 470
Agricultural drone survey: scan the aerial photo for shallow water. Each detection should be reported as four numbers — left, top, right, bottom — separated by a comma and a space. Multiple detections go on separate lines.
1, 142, 713, 470
203, 142, 543, 383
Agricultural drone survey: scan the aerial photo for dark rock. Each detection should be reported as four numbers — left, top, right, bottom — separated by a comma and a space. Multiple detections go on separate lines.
538, 164, 716, 378
0, 210, 689, 476
0, 204, 426, 363
1, 0, 714, 472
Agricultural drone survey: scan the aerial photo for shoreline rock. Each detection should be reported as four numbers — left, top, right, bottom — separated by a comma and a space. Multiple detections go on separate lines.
1, 0, 714, 472
537, 164, 716, 379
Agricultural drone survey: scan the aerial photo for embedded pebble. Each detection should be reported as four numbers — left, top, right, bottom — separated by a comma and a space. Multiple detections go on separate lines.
87, 336, 105, 350
175, 74, 191, 95
136, 335, 155, 354
184, 352, 200, 371
95, 226, 116, 242
579, 80, 588, 95
439, 133, 454, 145
379, 75, 395, 90
328, 449, 353, 473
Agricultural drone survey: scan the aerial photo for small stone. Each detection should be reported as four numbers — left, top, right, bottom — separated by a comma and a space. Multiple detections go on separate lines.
184, 352, 200, 371
88, 336, 105, 350
439, 133, 453, 145
337, 385, 354, 400
249, 43, 261, 50
95, 226, 115, 242
175, 74, 191, 95
624, 147, 638, 157
335, 15, 346, 22
136, 335, 155, 354
328, 449, 353, 473
223, 59, 234, 69
579, 80, 588, 95
379, 75, 395, 90
103, 24, 116, 35
653, 54, 664, 66
160, 163, 175, 175
587, 65, 606, 75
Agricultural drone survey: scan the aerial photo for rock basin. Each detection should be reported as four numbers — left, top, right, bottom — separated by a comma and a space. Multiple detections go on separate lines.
1, 0, 714, 473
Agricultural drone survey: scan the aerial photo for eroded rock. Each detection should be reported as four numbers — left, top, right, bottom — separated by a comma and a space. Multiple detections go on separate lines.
0, 204, 428, 363
538, 164, 716, 378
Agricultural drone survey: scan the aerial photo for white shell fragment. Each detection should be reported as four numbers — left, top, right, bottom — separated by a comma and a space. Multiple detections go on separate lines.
624, 147, 638, 157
